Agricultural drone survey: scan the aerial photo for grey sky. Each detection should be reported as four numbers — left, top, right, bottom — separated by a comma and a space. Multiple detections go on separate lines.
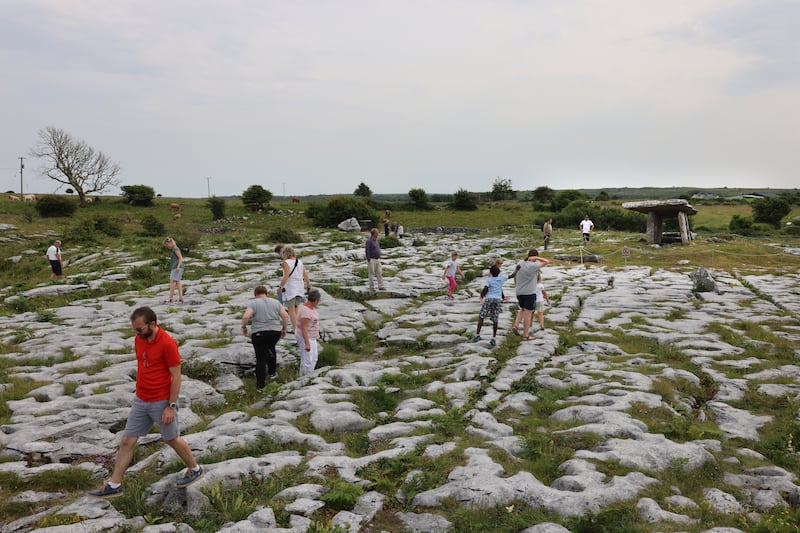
1, 0, 798, 198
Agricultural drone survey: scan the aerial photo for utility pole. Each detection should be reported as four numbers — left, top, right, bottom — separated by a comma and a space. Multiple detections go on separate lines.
205, 176, 212, 198
18, 157, 25, 196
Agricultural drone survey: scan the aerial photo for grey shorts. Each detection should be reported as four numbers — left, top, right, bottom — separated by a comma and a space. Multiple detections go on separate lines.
170, 267, 184, 281
285, 295, 305, 309
123, 395, 179, 440
478, 298, 501, 323
535, 300, 545, 312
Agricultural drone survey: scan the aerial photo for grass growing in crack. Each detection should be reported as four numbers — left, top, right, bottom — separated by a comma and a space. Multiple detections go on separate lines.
445, 500, 566, 533
350, 388, 400, 419
628, 402, 723, 442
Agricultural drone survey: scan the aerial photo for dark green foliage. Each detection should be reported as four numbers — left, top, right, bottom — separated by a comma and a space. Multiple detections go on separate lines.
490, 177, 515, 200
305, 196, 375, 227
354, 182, 372, 198
752, 197, 791, 228
595, 191, 610, 201
781, 223, 800, 236
564, 502, 643, 533
182, 358, 219, 381
550, 190, 586, 211
317, 345, 340, 367
69, 218, 99, 244
34, 195, 78, 217
267, 227, 301, 243
170, 229, 201, 255
241, 185, 273, 210
320, 478, 364, 510
92, 216, 122, 237
451, 188, 478, 210
552, 204, 646, 232
140, 215, 165, 237
120, 184, 155, 206
207, 196, 226, 220
381, 235, 402, 248
531, 186, 555, 209
407, 188, 432, 210
729, 214, 754, 235
350, 388, 400, 418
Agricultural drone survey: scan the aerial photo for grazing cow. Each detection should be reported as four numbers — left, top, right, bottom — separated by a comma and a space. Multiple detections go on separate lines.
291, 197, 301, 203
23, 194, 37, 202
169, 203, 181, 210
173, 213, 182, 220
8, 195, 20, 201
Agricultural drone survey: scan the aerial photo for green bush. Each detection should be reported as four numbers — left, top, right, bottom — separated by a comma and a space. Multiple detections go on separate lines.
140, 215, 165, 237
412, 238, 425, 247
408, 188, 432, 210
381, 235, 402, 248
69, 219, 98, 244
170, 229, 202, 255
241, 185, 273, 210
729, 214, 754, 235
781, 223, 800, 236
752, 197, 791, 228
35, 196, 78, 217
320, 479, 363, 510
93, 216, 122, 237
120, 184, 155, 206
451, 188, 478, 211
317, 345, 340, 368
306, 196, 375, 228
207, 197, 226, 220
268, 227, 301, 243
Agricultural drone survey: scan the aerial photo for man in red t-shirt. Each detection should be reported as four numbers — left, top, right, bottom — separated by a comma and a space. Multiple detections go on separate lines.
90, 306, 203, 498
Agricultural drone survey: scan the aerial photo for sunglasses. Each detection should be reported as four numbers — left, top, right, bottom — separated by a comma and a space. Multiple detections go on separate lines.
134, 322, 151, 333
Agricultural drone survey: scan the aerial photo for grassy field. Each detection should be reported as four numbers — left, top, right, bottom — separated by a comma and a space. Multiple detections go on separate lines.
0, 194, 797, 304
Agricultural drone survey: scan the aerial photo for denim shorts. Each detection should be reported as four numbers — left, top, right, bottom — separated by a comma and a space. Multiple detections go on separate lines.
123, 395, 179, 440
170, 267, 184, 281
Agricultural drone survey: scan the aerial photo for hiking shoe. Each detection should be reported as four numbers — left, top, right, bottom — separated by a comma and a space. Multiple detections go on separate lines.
89, 482, 123, 499
176, 466, 204, 488
490, 338, 496, 347
471, 335, 481, 343
269, 373, 278, 379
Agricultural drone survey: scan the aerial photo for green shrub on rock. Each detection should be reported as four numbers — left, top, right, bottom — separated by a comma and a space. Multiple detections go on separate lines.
35, 196, 77, 217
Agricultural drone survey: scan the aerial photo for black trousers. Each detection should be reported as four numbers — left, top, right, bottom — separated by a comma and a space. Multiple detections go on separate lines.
251, 330, 281, 387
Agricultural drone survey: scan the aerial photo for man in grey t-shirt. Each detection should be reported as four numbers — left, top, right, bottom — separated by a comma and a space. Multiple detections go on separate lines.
509, 249, 550, 340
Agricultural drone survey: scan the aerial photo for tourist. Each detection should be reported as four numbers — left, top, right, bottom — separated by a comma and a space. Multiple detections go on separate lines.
45, 239, 63, 280
471, 264, 508, 347
297, 289, 322, 376
365, 228, 385, 293
542, 218, 553, 250
241, 285, 288, 390
509, 249, 550, 340
442, 251, 464, 299
89, 306, 203, 498
278, 246, 312, 332
397, 223, 404, 238
579, 215, 594, 244
163, 237, 184, 303
383, 218, 390, 237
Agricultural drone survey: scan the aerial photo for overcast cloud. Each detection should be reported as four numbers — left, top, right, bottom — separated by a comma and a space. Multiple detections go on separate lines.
1, 0, 797, 198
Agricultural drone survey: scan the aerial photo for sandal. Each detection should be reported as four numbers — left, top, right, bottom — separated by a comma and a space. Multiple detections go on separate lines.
511, 327, 520, 337
163, 299, 173, 303
522, 335, 534, 341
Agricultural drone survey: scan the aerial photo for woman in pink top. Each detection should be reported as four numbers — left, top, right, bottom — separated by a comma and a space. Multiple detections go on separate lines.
296, 289, 321, 376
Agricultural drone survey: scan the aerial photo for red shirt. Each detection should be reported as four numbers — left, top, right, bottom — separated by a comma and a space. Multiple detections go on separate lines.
134, 326, 181, 402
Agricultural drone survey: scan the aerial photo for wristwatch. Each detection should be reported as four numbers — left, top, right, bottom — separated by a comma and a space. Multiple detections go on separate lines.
168, 402, 178, 410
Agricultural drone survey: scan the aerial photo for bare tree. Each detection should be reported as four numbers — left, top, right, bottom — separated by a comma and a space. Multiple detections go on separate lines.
31, 127, 121, 206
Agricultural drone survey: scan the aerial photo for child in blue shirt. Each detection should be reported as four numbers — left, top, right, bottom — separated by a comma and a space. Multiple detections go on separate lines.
471, 264, 508, 347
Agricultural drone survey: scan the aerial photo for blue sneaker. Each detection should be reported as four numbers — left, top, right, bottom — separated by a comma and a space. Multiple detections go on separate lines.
489, 338, 496, 347
89, 482, 123, 498
176, 466, 204, 488
471, 335, 481, 343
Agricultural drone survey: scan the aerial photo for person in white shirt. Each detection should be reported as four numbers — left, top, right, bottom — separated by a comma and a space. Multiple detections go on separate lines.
579, 216, 595, 244
45, 240, 63, 279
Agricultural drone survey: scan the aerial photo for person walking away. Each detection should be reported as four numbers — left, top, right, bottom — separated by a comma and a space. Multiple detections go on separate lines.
579, 215, 594, 245
542, 219, 553, 250
278, 246, 312, 332
442, 251, 464, 299
241, 285, 288, 390
297, 289, 322, 376
534, 273, 551, 331
365, 228, 385, 293
163, 237, 184, 303
89, 306, 203, 498
471, 264, 508, 347
509, 249, 550, 340
383, 218, 390, 237
397, 224, 404, 238
45, 239, 63, 280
